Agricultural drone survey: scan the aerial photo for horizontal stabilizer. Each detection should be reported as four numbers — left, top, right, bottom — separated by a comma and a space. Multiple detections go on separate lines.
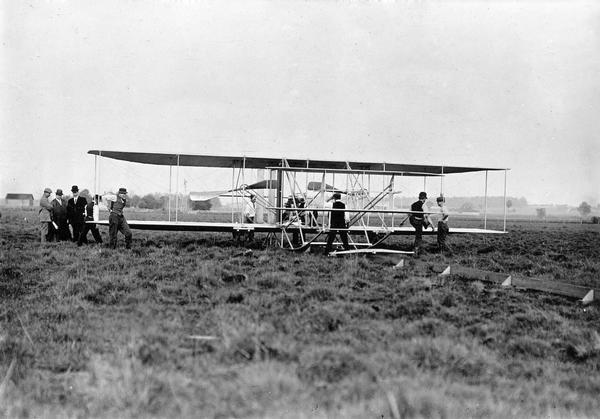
189, 191, 227, 202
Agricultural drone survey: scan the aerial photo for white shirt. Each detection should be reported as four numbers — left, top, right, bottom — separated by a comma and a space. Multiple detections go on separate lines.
438, 204, 449, 223
244, 200, 256, 219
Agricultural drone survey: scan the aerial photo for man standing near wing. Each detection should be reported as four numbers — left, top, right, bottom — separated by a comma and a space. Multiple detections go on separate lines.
409, 192, 435, 256
243, 193, 257, 241
435, 196, 451, 253
104, 187, 132, 249
324, 193, 351, 254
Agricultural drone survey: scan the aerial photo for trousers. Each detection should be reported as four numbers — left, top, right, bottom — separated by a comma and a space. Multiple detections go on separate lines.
71, 222, 84, 243
437, 221, 450, 251
78, 222, 103, 245
40, 222, 50, 243
409, 216, 424, 251
325, 229, 350, 253
109, 213, 132, 248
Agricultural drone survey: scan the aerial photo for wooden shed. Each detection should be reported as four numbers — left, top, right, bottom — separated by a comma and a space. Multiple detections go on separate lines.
5, 193, 34, 207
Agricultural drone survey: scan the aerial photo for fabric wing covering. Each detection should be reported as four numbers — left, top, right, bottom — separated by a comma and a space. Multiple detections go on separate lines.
88, 150, 506, 175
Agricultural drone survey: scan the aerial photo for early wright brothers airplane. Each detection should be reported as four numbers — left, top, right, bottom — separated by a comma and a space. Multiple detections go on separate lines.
87, 150, 508, 253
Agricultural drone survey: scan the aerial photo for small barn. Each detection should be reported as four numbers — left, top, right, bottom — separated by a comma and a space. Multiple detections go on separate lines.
5, 193, 34, 207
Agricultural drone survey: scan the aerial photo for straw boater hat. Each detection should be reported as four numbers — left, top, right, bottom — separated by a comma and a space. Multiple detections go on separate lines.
43, 187, 52, 194
118, 187, 128, 194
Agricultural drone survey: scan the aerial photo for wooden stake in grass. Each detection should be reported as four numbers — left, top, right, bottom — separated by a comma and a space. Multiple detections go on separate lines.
581, 289, 594, 305
438, 265, 451, 277
384, 389, 401, 419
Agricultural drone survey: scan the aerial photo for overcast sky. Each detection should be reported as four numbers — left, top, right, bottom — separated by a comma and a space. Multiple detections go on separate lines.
1, 0, 599, 205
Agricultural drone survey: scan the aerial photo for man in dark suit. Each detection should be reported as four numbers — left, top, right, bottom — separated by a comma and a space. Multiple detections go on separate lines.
324, 193, 351, 254
51, 189, 71, 241
409, 192, 435, 256
67, 185, 87, 243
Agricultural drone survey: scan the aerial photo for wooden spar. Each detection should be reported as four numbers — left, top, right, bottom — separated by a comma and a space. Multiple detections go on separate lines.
503, 169, 508, 232
89, 220, 506, 239
168, 165, 172, 222
231, 161, 235, 224
267, 169, 275, 224
276, 161, 283, 223
367, 173, 371, 226
265, 166, 444, 177
389, 175, 395, 228
98, 151, 102, 195
94, 154, 98, 196
484, 170, 488, 230
234, 163, 243, 222
242, 156, 246, 224
175, 154, 180, 222
320, 172, 326, 226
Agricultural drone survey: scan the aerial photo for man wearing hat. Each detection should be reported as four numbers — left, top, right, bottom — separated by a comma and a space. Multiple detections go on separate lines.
67, 185, 87, 242
435, 195, 451, 253
104, 187, 132, 249
324, 193, 351, 254
409, 192, 435, 255
51, 189, 71, 241
38, 188, 53, 243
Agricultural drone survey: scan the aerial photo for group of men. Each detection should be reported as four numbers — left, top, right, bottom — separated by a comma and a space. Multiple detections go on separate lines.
240, 190, 450, 254
409, 191, 450, 255
38, 185, 132, 249
314, 191, 451, 255
38, 185, 447, 253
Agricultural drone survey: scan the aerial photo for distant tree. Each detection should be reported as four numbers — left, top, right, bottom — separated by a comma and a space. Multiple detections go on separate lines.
517, 197, 528, 207
536, 208, 546, 219
139, 194, 162, 209
578, 201, 591, 217
190, 199, 212, 211
129, 194, 141, 208
160, 195, 170, 209
506, 200, 513, 211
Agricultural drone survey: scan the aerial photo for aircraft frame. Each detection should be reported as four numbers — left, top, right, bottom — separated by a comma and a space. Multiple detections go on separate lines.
88, 150, 509, 252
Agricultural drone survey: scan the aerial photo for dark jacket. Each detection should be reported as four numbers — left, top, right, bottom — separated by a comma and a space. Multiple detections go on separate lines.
67, 196, 87, 225
410, 200, 425, 220
51, 198, 67, 221
330, 200, 347, 228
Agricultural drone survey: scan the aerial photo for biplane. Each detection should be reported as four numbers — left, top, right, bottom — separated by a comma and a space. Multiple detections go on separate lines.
87, 150, 509, 253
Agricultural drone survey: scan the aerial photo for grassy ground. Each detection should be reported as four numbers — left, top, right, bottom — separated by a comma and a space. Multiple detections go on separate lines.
1, 208, 599, 418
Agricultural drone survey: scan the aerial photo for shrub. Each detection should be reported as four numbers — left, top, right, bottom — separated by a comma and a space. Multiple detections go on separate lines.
299, 305, 346, 333
297, 347, 369, 384
303, 287, 335, 302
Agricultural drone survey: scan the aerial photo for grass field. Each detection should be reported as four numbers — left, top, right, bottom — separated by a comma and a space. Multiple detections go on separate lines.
1, 208, 599, 418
